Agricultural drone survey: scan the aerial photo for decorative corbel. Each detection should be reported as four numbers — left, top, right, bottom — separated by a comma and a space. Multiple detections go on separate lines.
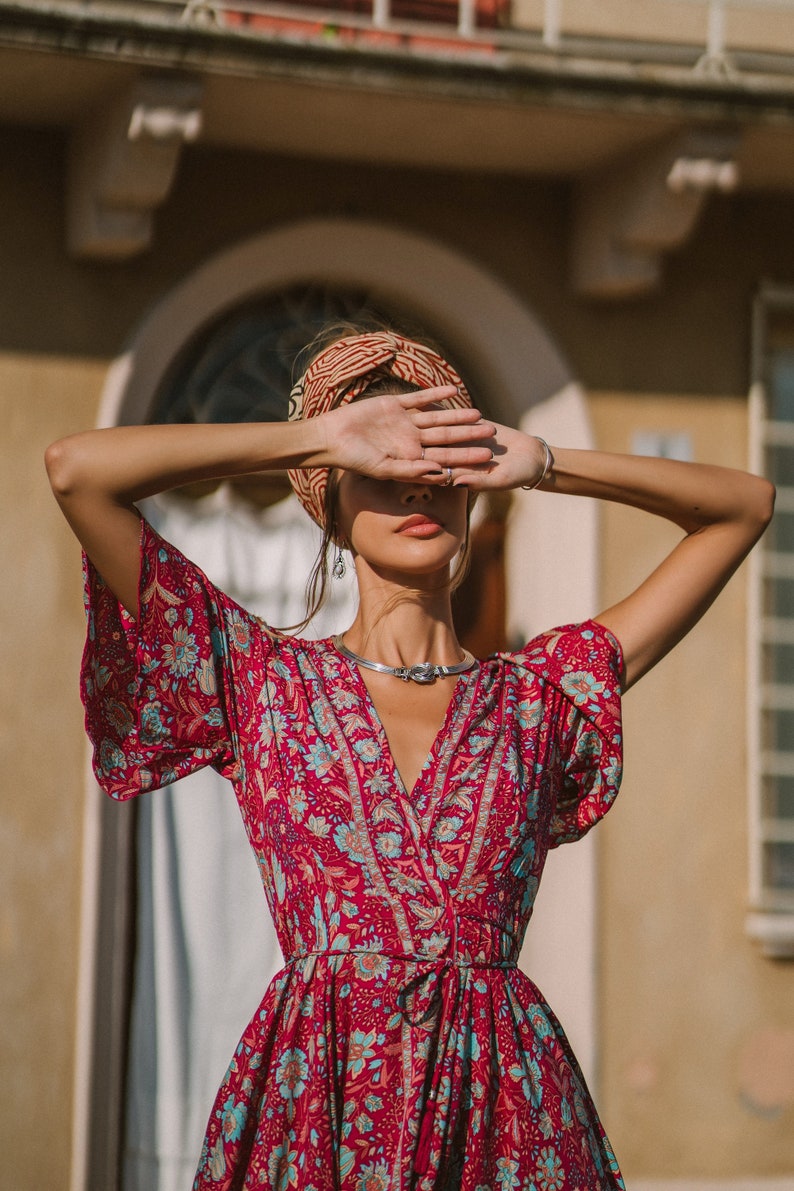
67, 75, 204, 261
570, 127, 739, 300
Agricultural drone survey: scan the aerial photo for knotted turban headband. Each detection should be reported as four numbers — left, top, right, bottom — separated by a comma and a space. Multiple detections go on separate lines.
287, 331, 472, 527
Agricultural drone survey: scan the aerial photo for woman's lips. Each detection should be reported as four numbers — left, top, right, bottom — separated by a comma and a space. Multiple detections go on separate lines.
397, 514, 444, 537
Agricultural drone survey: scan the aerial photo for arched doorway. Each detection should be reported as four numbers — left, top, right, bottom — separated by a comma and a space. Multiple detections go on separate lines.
72, 218, 600, 1190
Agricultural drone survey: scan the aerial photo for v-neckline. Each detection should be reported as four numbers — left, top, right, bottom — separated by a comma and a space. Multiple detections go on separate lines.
332, 641, 477, 800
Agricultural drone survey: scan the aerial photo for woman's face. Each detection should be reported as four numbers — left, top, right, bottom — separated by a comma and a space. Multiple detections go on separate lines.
334, 470, 468, 584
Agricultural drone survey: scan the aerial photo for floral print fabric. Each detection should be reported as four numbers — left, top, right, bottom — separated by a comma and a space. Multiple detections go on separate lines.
81, 518, 625, 1191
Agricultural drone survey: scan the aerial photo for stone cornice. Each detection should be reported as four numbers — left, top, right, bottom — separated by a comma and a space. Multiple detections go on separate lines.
2, 0, 794, 124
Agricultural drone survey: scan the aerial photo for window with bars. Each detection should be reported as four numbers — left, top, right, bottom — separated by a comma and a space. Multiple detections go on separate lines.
748, 292, 794, 957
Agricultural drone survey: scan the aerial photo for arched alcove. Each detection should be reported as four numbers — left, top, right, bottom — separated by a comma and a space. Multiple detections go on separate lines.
99, 217, 571, 430
73, 218, 601, 1191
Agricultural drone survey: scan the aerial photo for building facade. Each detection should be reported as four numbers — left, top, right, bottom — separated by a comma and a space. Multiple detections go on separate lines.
1, 1, 794, 1187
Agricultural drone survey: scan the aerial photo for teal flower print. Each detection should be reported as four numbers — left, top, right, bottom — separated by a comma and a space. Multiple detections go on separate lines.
509, 1058, 542, 1107
357, 1159, 390, 1191
304, 740, 336, 777
312, 701, 336, 736
307, 814, 331, 838
227, 609, 251, 655
162, 624, 199, 677
208, 1135, 226, 1181
539, 1108, 555, 1138
258, 708, 288, 750
106, 698, 134, 736
334, 822, 367, 864
353, 737, 381, 764
389, 872, 423, 895
364, 770, 392, 796
422, 931, 449, 958
338, 1146, 356, 1179
517, 696, 542, 729
332, 684, 360, 709
99, 738, 126, 773
510, 835, 536, 878
140, 700, 168, 742
433, 815, 463, 842
288, 787, 307, 819
197, 655, 217, 696
275, 1046, 309, 1100
220, 1094, 247, 1143
495, 1156, 520, 1190
529, 1007, 554, 1040
375, 831, 402, 860
535, 1146, 565, 1190
267, 1138, 298, 1189
560, 670, 606, 711
354, 951, 391, 981
90, 660, 111, 691
272, 853, 286, 903
346, 1029, 377, 1075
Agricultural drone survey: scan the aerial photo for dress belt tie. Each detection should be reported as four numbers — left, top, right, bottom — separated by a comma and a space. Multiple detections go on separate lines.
284, 950, 516, 1019
285, 949, 517, 1182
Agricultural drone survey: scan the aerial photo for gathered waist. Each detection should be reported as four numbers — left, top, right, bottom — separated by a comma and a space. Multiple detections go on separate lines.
283, 947, 518, 1030
284, 947, 517, 970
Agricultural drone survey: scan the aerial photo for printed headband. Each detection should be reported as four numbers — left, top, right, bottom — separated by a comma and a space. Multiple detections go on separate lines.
287, 331, 472, 527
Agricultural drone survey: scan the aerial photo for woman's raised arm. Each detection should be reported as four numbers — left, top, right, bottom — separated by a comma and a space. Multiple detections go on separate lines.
454, 426, 775, 690
45, 389, 495, 615
547, 448, 774, 688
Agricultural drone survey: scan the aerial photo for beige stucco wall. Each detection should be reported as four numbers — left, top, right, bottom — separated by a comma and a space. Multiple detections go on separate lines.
0, 352, 107, 1190
590, 391, 794, 1179
510, 0, 794, 55
2, 118, 794, 1186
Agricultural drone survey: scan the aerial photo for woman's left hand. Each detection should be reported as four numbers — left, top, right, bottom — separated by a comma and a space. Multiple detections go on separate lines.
444, 423, 549, 490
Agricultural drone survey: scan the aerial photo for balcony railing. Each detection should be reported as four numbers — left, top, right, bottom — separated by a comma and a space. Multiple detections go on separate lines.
139, 0, 794, 61
11, 0, 794, 77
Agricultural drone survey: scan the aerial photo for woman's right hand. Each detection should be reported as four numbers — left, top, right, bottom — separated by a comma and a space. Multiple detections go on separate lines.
45, 388, 495, 614
318, 387, 496, 482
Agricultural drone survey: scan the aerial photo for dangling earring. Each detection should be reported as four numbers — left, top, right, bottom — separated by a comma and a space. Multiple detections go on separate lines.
333, 546, 346, 579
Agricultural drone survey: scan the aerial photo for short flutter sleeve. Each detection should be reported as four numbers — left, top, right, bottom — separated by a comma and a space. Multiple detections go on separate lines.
522, 619, 624, 847
81, 518, 238, 800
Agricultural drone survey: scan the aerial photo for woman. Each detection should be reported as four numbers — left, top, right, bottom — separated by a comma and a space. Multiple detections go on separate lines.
46, 330, 773, 1190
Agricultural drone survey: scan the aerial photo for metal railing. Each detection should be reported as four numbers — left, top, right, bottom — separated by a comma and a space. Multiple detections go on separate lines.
21, 0, 794, 74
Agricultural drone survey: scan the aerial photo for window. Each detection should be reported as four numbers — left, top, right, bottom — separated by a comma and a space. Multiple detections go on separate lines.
748, 288, 794, 958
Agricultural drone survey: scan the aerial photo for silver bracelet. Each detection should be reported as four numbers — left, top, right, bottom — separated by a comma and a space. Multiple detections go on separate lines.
520, 437, 555, 491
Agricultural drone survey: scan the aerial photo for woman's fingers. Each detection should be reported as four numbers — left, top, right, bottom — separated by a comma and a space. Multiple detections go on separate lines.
422, 445, 494, 468
380, 449, 494, 483
412, 407, 491, 430
418, 423, 496, 448
397, 385, 460, 409
399, 389, 494, 428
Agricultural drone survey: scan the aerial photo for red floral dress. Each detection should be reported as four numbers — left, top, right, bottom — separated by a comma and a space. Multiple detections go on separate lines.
81, 519, 625, 1191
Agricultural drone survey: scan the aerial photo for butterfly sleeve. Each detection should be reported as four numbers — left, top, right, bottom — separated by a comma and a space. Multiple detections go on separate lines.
80, 517, 240, 800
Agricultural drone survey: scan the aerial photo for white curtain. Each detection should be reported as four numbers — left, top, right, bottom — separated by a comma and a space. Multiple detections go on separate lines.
123, 488, 357, 1191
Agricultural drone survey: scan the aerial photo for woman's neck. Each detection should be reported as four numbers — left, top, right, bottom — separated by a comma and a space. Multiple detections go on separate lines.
342, 562, 463, 667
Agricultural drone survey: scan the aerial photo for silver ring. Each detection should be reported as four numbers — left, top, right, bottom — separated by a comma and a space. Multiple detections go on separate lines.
420, 447, 426, 462
444, 467, 453, 486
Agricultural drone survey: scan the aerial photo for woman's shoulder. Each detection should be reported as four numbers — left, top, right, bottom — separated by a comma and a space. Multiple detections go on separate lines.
496, 618, 624, 692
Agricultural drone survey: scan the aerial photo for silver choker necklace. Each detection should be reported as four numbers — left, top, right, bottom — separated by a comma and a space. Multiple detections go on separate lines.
333, 635, 475, 685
